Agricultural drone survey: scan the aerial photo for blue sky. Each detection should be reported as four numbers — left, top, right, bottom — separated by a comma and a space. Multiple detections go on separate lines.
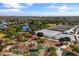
0, 3, 79, 16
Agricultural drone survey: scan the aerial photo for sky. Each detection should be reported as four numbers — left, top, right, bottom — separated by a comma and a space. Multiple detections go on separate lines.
0, 3, 79, 16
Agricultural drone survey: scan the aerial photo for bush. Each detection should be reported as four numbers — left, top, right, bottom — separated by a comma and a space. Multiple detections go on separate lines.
47, 46, 57, 56
4, 33, 13, 38
21, 32, 32, 38
71, 45, 79, 53
63, 51, 77, 56
64, 37, 71, 42
49, 51, 57, 56
59, 37, 65, 42
36, 38, 45, 44
0, 46, 4, 52
59, 37, 71, 43
21, 38, 28, 42
37, 32, 43, 37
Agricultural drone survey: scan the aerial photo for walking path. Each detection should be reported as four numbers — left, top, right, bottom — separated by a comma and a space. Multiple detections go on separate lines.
56, 42, 70, 56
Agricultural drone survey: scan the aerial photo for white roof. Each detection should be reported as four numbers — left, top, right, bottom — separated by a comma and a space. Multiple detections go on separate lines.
36, 29, 76, 41
36, 29, 62, 38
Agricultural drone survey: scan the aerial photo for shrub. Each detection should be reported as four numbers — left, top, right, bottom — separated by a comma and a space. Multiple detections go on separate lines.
21, 32, 32, 38
63, 51, 77, 56
36, 38, 45, 44
59, 37, 65, 42
64, 37, 71, 42
0, 46, 4, 52
37, 32, 43, 37
47, 46, 57, 56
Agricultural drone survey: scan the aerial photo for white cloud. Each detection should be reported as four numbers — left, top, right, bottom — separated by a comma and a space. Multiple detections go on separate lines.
47, 5, 73, 12
0, 0, 79, 3
26, 3, 34, 6
0, 3, 34, 16
1, 3, 24, 15
47, 5, 55, 9
3, 3, 34, 9
0, 9, 20, 12
4, 3, 22, 9
0, 9, 26, 16
57, 5, 72, 12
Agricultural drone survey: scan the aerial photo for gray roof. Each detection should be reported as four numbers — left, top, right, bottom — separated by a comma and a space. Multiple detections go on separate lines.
48, 25, 74, 32
36, 29, 62, 38
0, 24, 8, 29
36, 29, 76, 41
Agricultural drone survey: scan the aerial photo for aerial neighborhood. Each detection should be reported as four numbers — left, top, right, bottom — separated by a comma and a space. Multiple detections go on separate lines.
0, 16, 79, 56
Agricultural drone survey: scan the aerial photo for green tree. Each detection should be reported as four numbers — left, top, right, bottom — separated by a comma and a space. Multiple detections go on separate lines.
70, 45, 79, 53
59, 37, 65, 43
65, 37, 71, 42
47, 46, 57, 56
37, 32, 43, 37
0, 46, 4, 52
63, 51, 77, 56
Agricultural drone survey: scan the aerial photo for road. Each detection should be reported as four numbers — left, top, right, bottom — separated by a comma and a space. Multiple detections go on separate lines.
56, 42, 70, 56
56, 25, 79, 56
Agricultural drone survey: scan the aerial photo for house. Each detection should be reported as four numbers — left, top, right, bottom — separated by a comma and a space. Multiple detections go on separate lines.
22, 25, 30, 32
0, 20, 8, 30
22, 23, 30, 32
36, 25, 79, 42
36, 29, 62, 38
0, 24, 8, 29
